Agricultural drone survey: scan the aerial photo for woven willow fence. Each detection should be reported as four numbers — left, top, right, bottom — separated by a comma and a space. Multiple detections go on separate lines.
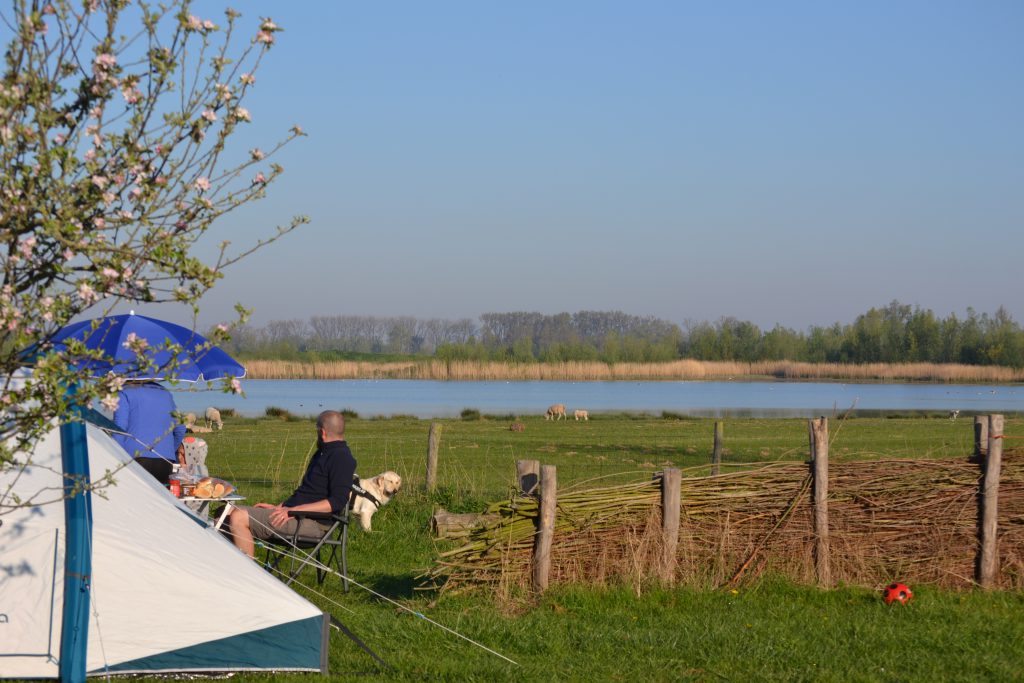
426, 418, 1023, 594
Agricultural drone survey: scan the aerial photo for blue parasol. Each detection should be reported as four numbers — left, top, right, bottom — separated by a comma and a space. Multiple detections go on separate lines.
51, 312, 245, 381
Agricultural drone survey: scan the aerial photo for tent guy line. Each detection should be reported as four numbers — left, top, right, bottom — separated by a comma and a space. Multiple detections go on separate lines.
256, 537, 522, 667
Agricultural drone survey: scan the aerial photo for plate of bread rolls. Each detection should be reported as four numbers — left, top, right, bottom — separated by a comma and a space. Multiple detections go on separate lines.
191, 477, 235, 498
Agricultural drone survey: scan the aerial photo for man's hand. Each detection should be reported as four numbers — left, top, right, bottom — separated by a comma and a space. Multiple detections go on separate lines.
268, 504, 291, 528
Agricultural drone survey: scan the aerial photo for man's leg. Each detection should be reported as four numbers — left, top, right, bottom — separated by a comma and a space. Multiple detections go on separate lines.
226, 507, 256, 557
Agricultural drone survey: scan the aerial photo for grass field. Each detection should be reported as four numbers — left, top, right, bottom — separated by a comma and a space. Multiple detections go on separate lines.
195, 414, 1022, 680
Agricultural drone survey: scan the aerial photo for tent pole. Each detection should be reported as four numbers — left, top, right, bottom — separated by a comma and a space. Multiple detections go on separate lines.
59, 416, 92, 683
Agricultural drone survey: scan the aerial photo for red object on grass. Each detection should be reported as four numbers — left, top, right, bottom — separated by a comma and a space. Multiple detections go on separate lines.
883, 582, 913, 605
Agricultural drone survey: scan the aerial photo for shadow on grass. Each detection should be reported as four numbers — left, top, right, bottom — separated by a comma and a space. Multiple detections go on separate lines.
358, 571, 431, 601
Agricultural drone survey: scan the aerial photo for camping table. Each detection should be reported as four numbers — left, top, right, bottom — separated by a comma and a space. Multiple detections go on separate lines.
180, 493, 246, 530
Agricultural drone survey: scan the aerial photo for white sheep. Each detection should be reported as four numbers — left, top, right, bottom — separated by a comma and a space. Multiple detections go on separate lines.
205, 406, 223, 430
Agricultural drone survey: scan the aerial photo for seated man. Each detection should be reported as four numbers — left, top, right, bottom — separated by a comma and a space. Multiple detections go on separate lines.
225, 410, 356, 558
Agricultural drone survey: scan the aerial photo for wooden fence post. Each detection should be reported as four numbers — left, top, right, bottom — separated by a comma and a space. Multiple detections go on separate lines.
532, 464, 557, 594
517, 459, 540, 495
661, 468, 681, 583
711, 422, 723, 476
810, 417, 831, 587
977, 414, 1004, 588
425, 422, 442, 492
974, 416, 989, 460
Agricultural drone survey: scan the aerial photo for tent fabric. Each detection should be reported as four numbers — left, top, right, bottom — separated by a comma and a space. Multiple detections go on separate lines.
0, 422, 326, 677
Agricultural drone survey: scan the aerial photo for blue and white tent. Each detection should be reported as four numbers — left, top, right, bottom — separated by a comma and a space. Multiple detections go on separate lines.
0, 420, 328, 677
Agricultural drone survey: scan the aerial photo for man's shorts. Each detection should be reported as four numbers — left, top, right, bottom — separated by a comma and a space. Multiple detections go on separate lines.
240, 505, 333, 542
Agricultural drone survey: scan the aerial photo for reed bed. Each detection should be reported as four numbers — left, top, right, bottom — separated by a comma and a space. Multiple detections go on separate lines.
426, 453, 1024, 594
245, 358, 1024, 383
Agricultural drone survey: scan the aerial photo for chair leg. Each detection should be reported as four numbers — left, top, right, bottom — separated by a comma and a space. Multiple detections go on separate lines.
341, 522, 349, 593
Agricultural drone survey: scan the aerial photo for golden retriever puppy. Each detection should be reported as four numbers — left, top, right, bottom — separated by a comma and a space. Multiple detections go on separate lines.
351, 471, 402, 531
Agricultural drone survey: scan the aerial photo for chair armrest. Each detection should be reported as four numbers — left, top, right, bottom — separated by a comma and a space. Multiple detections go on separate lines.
288, 510, 344, 523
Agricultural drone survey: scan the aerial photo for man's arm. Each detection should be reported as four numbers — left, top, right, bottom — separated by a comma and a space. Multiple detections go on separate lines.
261, 498, 333, 528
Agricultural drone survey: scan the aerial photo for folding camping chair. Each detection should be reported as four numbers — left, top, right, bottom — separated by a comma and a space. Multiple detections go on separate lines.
262, 479, 380, 592
264, 505, 352, 592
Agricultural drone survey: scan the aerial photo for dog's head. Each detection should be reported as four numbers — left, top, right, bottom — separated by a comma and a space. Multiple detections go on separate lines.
375, 471, 402, 498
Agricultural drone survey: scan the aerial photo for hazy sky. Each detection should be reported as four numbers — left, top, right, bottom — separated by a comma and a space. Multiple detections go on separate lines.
143, 1, 1023, 332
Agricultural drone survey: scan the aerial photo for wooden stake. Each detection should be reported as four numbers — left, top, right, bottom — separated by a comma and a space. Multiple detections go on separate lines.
978, 414, 1004, 588
425, 422, 442, 492
712, 421, 723, 476
974, 416, 989, 460
532, 464, 557, 594
516, 459, 540, 495
810, 417, 831, 587
660, 468, 681, 583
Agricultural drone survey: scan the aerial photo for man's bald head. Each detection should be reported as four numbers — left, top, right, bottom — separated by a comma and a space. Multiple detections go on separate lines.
317, 410, 345, 441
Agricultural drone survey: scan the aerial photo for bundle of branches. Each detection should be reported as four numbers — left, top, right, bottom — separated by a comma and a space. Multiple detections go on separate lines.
425, 456, 1024, 594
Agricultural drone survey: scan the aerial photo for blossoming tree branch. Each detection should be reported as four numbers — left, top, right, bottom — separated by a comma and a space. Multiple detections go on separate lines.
0, 0, 307, 500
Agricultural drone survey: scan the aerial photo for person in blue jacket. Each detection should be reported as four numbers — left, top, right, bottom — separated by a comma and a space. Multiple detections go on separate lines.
112, 380, 187, 485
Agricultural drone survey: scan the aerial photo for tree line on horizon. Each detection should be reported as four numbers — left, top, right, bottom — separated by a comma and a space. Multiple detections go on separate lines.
217, 301, 1024, 368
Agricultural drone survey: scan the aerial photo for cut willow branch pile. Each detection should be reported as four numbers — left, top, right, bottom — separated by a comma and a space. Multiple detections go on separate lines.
425, 454, 1024, 593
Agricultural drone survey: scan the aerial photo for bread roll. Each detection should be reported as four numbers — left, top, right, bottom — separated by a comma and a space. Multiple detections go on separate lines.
213, 482, 225, 497
194, 479, 214, 498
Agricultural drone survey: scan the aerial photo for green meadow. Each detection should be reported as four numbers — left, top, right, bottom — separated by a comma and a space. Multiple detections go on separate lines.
195, 413, 1021, 681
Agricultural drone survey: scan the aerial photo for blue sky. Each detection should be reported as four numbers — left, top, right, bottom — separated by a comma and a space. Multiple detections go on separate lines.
156, 1, 1023, 332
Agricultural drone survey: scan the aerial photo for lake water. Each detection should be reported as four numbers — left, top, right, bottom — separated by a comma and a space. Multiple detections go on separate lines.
170, 379, 1024, 419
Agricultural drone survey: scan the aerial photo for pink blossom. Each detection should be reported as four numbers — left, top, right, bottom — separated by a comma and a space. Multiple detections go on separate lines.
130, 186, 142, 199
84, 149, 96, 162
119, 210, 133, 220
203, 19, 216, 31
123, 332, 149, 351
250, 148, 265, 161
252, 172, 266, 186
154, 176, 167, 186
230, 378, 242, 394
121, 87, 140, 104
240, 73, 255, 85
194, 177, 211, 192
18, 237, 36, 257
102, 192, 115, 205
216, 323, 229, 333
93, 216, 106, 228
94, 53, 116, 70
101, 267, 118, 279
100, 394, 120, 412
89, 105, 103, 119
91, 175, 109, 189
187, 14, 202, 31
255, 30, 274, 44
63, 249, 74, 261
53, 133, 65, 144
201, 109, 217, 123
77, 282, 98, 304
234, 107, 251, 122
261, 19, 279, 31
